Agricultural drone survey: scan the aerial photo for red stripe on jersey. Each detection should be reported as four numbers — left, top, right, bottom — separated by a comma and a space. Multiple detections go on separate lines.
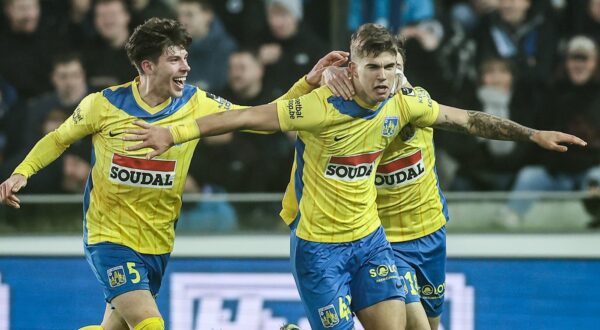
377, 150, 422, 173
112, 154, 176, 172
330, 150, 383, 166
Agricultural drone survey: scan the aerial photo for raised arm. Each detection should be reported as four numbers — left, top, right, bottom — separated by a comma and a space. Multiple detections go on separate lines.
433, 104, 587, 152
125, 103, 280, 159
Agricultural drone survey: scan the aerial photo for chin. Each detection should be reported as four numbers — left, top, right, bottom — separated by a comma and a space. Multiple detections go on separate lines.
170, 90, 184, 98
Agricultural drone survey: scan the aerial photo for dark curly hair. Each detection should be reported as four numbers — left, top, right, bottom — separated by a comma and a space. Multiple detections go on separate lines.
125, 18, 192, 73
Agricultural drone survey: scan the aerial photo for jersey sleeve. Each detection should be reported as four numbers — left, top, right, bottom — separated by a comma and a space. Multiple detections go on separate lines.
13, 93, 102, 178
274, 76, 315, 101
276, 88, 328, 132
401, 86, 439, 127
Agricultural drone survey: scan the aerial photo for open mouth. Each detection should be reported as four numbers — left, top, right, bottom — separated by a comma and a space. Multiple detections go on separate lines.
173, 76, 186, 89
374, 85, 389, 94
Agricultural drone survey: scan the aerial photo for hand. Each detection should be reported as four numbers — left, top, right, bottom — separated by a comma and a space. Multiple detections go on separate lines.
531, 131, 587, 152
259, 44, 282, 65
124, 121, 174, 159
322, 66, 354, 100
0, 174, 27, 209
306, 50, 350, 87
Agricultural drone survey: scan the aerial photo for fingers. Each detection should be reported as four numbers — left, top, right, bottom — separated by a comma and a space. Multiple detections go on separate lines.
7, 195, 20, 209
146, 150, 161, 160
123, 134, 146, 142
133, 121, 151, 129
12, 180, 25, 192
125, 142, 149, 151
566, 134, 587, 146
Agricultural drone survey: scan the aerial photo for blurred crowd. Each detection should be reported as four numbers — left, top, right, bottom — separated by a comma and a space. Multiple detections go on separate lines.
0, 0, 599, 219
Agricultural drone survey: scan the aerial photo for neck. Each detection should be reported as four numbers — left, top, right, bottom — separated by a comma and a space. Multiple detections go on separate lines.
354, 88, 378, 107
59, 88, 87, 106
137, 76, 169, 107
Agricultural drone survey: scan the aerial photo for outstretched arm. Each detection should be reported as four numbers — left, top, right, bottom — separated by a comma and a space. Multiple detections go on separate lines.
125, 104, 280, 159
433, 104, 587, 152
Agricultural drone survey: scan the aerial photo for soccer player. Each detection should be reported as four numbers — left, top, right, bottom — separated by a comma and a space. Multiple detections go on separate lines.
318, 45, 588, 329
0, 18, 347, 330
123, 23, 585, 330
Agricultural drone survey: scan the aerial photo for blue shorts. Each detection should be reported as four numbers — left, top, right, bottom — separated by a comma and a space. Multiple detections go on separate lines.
391, 226, 446, 317
290, 223, 406, 330
84, 242, 170, 302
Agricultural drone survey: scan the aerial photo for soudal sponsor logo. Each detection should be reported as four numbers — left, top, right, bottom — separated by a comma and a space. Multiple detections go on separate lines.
325, 150, 383, 182
375, 150, 425, 188
109, 154, 176, 188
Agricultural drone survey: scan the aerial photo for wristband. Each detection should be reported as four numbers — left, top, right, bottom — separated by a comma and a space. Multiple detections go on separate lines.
169, 120, 201, 144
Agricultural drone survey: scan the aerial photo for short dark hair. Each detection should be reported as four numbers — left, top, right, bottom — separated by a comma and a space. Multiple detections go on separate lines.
126, 18, 192, 73
52, 53, 83, 69
350, 23, 399, 60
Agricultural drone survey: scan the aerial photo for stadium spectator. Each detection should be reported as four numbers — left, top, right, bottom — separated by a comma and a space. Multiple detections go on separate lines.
347, 0, 435, 33
0, 110, 77, 194
447, 0, 499, 33
82, 0, 137, 91
177, 0, 237, 91
399, 19, 451, 102
63, 0, 96, 49
570, 0, 600, 46
207, 0, 267, 47
177, 177, 239, 232
21, 53, 88, 150
476, 0, 559, 86
0, 0, 66, 98
442, 57, 540, 191
258, 0, 327, 100
502, 35, 600, 226
129, 0, 176, 31
190, 49, 296, 193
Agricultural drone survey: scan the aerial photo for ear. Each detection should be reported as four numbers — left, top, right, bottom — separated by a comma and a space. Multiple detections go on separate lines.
140, 59, 154, 75
348, 61, 359, 79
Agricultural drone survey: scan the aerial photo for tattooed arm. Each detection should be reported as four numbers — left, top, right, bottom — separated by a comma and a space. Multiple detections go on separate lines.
433, 104, 587, 152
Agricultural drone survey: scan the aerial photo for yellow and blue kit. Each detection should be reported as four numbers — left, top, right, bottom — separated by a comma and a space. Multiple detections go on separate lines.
377, 86, 448, 316
276, 86, 438, 329
13, 77, 314, 301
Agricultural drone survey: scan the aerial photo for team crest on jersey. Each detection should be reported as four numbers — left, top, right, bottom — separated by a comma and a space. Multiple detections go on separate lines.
325, 150, 383, 182
375, 150, 425, 188
109, 154, 176, 188
107, 265, 127, 288
318, 304, 340, 328
382, 116, 399, 137
399, 123, 416, 141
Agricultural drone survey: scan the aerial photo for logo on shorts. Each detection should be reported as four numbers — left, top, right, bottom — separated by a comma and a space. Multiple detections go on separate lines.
420, 283, 445, 299
324, 150, 383, 182
109, 154, 176, 188
375, 150, 425, 188
318, 304, 340, 328
382, 116, 399, 137
369, 264, 398, 283
107, 266, 127, 288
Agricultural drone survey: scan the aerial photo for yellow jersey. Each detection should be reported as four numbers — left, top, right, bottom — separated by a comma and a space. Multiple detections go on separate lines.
376, 87, 448, 242
14, 77, 313, 254
277, 86, 439, 243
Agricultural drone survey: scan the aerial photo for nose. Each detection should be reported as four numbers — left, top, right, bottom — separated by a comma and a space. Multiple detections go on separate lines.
181, 60, 191, 72
376, 67, 386, 80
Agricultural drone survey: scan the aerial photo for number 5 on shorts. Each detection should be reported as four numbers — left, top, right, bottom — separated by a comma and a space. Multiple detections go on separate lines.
127, 262, 141, 284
